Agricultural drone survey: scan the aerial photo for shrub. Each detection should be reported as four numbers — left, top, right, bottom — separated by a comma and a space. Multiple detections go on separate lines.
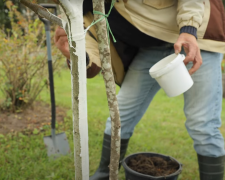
0, 1, 64, 112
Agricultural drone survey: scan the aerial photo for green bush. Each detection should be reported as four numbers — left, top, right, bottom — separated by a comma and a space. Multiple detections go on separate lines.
0, 1, 64, 112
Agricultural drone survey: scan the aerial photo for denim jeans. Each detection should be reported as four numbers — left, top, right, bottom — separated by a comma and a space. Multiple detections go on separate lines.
104, 43, 225, 157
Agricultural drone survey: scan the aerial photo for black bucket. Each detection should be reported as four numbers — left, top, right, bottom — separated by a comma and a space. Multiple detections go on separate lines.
122, 152, 182, 180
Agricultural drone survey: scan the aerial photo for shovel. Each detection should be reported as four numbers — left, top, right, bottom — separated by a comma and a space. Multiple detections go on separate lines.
39, 4, 70, 158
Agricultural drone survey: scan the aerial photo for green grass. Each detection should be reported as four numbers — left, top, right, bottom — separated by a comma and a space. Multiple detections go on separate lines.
0, 69, 225, 180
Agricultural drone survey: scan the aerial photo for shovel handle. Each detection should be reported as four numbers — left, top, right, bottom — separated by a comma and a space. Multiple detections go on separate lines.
38, 4, 57, 130
47, 56, 56, 129
45, 30, 56, 129
39, 4, 57, 16
38, 4, 58, 32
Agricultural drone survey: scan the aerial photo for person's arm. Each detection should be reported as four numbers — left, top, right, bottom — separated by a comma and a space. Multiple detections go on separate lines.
174, 0, 205, 75
54, 12, 102, 78
177, 0, 205, 34
54, 26, 70, 60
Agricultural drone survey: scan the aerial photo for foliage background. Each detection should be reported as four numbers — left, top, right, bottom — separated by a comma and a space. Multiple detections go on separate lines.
0, 1, 64, 111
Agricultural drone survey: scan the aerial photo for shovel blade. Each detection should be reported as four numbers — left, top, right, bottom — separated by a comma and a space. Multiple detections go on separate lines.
44, 132, 70, 158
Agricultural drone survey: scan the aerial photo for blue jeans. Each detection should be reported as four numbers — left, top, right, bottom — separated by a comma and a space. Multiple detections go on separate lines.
104, 43, 225, 157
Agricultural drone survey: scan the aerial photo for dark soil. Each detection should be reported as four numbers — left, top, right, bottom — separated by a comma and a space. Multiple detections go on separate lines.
0, 101, 67, 135
127, 154, 179, 177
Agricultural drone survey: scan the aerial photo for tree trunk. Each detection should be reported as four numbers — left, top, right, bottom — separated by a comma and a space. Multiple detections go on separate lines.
20, 1, 89, 180
58, 1, 89, 180
92, 1, 121, 180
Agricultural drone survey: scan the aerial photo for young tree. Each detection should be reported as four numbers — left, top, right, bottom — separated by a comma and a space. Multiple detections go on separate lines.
92, 0, 121, 179
20, 1, 89, 179
20, 0, 121, 179
57, 1, 89, 179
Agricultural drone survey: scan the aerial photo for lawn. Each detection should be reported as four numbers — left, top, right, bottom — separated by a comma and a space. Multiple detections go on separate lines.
0, 69, 225, 180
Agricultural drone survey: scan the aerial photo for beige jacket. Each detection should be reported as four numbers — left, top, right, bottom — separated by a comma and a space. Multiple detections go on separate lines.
114, 0, 225, 53
82, 0, 225, 85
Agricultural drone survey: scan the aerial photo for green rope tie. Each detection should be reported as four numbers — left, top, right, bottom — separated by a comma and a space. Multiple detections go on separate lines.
85, 0, 117, 44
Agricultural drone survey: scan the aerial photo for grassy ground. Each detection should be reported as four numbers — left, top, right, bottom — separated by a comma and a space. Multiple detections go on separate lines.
0, 69, 225, 180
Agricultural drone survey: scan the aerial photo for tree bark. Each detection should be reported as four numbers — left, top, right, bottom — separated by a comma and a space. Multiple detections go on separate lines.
20, 1, 89, 180
58, 1, 89, 180
92, 1, 121, 180
20, 0, 63, 27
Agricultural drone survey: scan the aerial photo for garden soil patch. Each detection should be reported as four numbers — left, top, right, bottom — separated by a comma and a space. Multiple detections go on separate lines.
0, 102, 67, 135
128, 154, 179, 177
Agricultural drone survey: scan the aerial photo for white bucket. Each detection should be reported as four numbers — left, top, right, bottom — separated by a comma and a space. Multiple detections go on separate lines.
149, 53, 194, 97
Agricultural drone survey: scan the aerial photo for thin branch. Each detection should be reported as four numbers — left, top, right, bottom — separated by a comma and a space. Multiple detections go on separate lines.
20, 0, 64, 27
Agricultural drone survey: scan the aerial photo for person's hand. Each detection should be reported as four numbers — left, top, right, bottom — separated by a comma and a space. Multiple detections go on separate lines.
54, 26, 70, 59
174, 33, 202, 75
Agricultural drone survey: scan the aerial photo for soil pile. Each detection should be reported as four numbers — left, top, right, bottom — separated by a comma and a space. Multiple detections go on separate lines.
128, 154, 179, 177
0, 102, 67, 135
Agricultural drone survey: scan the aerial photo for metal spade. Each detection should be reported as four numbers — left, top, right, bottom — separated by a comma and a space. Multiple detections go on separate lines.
39, 4, 70, 158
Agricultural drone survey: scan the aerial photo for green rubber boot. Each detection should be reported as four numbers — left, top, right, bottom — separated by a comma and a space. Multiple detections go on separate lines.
90, 133, 130, 180
197, 154, 225, 180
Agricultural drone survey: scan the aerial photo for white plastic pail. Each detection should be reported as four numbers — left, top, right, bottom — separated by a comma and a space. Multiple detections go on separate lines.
149, 53, 194, 97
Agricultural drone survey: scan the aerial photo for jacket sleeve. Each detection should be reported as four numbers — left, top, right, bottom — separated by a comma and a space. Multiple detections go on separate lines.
177, 0, 205, 30
84, 12, 102, 78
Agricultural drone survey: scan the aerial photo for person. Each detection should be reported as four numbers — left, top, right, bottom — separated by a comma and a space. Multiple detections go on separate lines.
54, 0, 225, 179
